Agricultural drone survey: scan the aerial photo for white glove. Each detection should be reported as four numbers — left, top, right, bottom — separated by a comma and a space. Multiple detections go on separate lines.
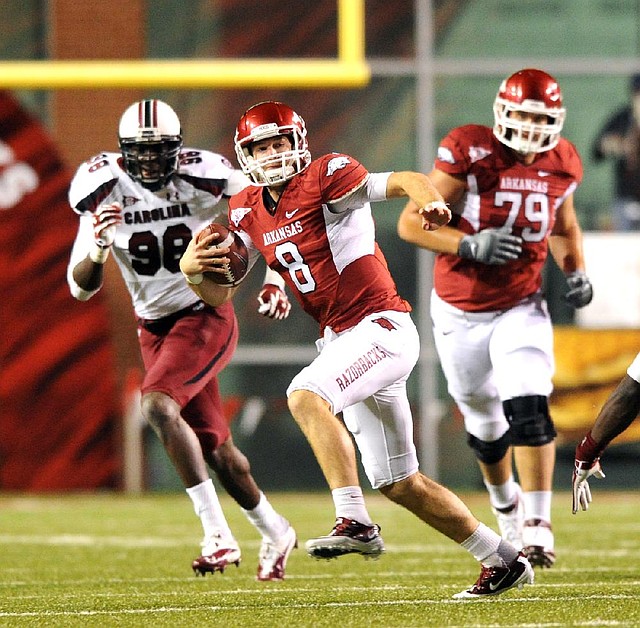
572, 459, 606, 514
93, 202, 123, 248
257, 284, 291, 320
458, 228, 523, 265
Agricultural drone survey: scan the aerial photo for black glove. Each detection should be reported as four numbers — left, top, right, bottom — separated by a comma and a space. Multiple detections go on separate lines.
564, 271, 593, 308
458, 228, 523, 265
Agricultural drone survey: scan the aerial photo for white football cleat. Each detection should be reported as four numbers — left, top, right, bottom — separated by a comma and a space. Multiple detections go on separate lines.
192, 533, 241, 576
257, 524, 298, 581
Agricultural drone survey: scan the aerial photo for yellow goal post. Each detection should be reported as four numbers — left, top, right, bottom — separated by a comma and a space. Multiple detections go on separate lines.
0, 0, 369, 89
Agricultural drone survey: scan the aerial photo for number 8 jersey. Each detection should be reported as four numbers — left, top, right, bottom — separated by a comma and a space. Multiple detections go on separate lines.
432, 124, 583, 312
67, 149, 248, 319
228, 152, 411, 337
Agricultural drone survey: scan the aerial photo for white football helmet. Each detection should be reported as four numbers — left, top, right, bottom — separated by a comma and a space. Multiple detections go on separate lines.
118, 99, 183, 189
493, 68, 566, 154
234, 101, 311, 186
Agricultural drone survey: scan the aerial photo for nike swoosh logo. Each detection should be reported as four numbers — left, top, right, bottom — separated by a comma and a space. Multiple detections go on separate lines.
488, 572, 509, 591
285, 208, 300, 219
538, 170, 551, 177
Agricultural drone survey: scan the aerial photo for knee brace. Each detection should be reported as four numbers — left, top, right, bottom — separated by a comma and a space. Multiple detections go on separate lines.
502, 395, 556, 446
467, 430, 511, 464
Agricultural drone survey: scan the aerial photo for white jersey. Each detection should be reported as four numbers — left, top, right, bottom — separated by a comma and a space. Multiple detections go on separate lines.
67, 148, 249, 319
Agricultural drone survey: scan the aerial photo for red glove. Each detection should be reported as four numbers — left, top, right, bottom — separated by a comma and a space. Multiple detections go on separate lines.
257, 284, 291, 320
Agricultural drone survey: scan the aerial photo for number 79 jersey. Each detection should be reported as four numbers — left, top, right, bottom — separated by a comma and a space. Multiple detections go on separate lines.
433, 124, 583, 311
68, 149, 248, 319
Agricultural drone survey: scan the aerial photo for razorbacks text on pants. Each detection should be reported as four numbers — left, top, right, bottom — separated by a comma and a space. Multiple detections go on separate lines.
335, 345, 390, 391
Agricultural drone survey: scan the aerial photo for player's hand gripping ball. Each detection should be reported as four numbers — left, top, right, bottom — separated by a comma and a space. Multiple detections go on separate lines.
195, 222, 249, 287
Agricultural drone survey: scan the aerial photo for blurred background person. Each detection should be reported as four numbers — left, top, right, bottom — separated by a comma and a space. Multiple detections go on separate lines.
592, 73, 640, 230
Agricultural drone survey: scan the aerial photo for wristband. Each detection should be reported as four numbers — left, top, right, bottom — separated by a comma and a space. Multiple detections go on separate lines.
575, 431, 605, 464
89, 243, 110, 264
184, 272, 204, 286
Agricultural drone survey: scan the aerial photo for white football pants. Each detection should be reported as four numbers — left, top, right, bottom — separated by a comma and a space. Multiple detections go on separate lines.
287, 310, 420, 489
431, 290, 554, 442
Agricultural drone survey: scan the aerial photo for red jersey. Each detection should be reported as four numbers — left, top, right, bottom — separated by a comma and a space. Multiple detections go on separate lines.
228, 153, 410, 335
433, 124, 583, 311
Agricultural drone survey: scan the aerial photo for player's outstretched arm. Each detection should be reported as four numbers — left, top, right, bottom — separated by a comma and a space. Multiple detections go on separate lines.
572, 373, 640, 513
386, 171, 451, 231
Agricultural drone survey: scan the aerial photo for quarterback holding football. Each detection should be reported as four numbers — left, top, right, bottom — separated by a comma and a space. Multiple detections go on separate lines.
180, 100, 534, 599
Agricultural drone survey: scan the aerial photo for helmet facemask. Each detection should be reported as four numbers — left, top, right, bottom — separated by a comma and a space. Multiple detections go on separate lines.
492, 69, 566, 155
118, 100, 183, 190
493, 98, 565, 154
119, 139, 182, 190
240, 131, 308, 186
234, 102, 311, 186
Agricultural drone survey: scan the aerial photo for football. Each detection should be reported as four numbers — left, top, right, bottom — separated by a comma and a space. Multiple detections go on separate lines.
195, 222, 249, 287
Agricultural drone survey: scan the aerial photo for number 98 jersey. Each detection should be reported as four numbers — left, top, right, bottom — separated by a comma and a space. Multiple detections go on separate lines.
67, 148, 249, 319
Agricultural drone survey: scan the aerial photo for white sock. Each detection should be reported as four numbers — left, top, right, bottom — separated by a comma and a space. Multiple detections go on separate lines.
242, 492, 289, 542
461, 522, 518, 568
186, 478, 234, 542
332, 486, 372, 525
523, 490, 552, 523
484, 476, 518, 510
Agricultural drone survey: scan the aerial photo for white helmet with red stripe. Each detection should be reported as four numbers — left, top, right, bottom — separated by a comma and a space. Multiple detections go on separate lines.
118, 99, 183, 190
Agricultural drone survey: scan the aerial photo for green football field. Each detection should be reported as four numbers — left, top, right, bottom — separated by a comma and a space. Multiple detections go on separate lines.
1, 490, 639, 626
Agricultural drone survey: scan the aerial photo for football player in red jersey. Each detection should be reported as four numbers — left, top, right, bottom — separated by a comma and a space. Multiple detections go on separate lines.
572, 351, 640, 513
180, 101, 535, 599
398, 68, 594, 569
67, 99, 297, 581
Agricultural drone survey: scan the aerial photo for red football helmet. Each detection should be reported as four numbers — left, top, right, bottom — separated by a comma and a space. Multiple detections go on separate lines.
493, 68, 566, 154
234, 101, 311, 186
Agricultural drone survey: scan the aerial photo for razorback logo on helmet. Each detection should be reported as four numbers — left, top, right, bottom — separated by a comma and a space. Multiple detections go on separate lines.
437, 146, 455, 164
230, 206, 252, 227
326, 156, 351, 176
